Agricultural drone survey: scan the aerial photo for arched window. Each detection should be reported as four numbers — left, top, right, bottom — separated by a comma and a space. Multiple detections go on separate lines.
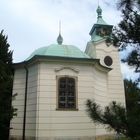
58, 77, 76, 109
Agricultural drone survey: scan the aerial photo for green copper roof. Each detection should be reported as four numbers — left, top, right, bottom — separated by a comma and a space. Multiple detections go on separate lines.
89, 6, 113, 43
96, 17, 107, 25
91, 34, 103, 42
90, 6, 109, 36
26, 44, 90, 60
96, 6, 107, 25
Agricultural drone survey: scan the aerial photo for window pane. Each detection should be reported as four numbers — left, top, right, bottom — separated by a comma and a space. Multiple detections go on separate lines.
58, 77, 76, 109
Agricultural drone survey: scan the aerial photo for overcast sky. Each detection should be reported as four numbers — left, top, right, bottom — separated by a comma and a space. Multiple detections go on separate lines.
0, 0, 138, 80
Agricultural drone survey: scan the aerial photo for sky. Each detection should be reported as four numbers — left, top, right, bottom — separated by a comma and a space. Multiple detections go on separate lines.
0, 0, 138, 80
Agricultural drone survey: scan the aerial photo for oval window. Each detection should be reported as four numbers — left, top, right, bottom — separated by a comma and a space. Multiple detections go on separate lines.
104, 56, 113, 66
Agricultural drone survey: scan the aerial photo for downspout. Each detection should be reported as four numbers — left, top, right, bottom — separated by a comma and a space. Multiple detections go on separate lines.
22, 65, 28, 140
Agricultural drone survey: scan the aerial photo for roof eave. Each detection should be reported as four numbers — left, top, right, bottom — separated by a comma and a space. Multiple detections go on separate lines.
13, 55, 111, 72
89, 24, 113, 35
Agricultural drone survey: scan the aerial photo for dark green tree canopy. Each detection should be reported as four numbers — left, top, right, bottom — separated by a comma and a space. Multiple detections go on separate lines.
0, 30, 13, 80
114, 0, 140, 45
113, 0, 140, 75
0, 30, 15, 140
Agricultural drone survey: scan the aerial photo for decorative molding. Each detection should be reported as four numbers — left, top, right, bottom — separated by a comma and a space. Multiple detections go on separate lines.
96, 48, 117, 53
55, 67, 79, 73
94, 61, 111, 73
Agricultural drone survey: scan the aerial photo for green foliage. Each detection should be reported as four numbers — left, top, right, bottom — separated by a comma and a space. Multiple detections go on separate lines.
124, 79, 140, 110
114, 0, 140, 45
113, 0, 140, 76
86, 80, 140, 140
106, 137, 131, 140
124, 79, 140, 139
0, 30, 15, 140
86, 100, 127, 135
122, 50, 140, 73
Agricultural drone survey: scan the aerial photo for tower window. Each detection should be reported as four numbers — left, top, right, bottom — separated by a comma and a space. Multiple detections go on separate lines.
104, 56, 113, 66
57, 77, 76, 110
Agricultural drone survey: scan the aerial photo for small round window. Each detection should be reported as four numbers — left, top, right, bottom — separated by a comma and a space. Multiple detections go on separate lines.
104, 56, 113, 66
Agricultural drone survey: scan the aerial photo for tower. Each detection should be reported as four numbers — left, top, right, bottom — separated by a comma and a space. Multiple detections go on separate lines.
85, 6, 125, 104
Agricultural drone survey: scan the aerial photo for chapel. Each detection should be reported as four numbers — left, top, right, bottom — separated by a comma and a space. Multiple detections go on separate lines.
10, 6, 125, 140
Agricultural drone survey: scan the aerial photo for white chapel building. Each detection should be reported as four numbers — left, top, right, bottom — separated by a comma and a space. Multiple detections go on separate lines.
10, 6, 125, 140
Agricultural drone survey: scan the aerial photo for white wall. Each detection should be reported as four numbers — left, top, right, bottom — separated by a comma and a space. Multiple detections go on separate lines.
10, 68, 26, 138
94, 42, 125, 104
10, 53, 125, 140
10, 64, 39, 139
36, 61, 110, 139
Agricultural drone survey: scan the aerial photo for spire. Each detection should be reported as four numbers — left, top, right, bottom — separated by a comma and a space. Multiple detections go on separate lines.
89, 4, 113, 42
96, 6, 102, 19
57, 21, 63, 45
96, 5, 107, 25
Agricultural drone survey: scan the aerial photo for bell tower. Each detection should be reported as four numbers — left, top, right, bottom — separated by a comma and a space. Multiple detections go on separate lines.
85, 6, 113, 61
85, 6, 125, 103
90, 6, 113, 43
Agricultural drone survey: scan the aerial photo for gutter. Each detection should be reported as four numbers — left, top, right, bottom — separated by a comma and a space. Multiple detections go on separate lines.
22, 65, 28, 140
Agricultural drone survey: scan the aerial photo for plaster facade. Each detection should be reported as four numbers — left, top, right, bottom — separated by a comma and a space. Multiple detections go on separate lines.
10, 55, 125, 140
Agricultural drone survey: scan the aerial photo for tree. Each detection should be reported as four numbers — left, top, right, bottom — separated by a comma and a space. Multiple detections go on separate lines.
124, 79, 140, 139
0, 30, 15, 140
86, 80, 140, 140
124, 79, 140, 111
113, 0, 140, 79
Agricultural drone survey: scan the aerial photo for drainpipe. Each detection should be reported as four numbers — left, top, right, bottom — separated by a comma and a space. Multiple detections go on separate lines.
22, 65, 28, 140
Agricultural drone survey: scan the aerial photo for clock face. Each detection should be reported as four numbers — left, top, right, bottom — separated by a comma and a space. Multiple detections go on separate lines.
104, 56, 113, 66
